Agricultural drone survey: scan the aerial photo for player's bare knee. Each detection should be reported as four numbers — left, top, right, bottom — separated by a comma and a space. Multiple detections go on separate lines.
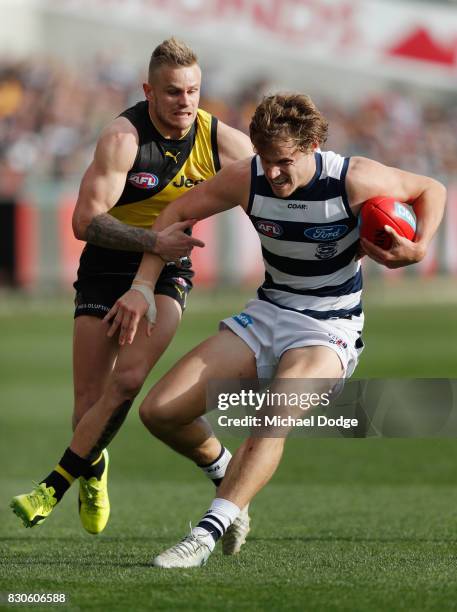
139, 397, 180, 433
109, 366, 148, 401
139, 400, 169, 431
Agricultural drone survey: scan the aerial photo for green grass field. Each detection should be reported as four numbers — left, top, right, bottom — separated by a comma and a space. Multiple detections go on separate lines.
1, 288, 457, 611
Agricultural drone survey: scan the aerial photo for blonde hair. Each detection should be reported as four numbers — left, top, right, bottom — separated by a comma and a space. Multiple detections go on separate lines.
249, 94, 328, 152
148, 37, 198, 81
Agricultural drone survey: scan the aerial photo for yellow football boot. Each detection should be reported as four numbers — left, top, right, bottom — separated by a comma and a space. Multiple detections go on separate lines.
10, 483, 58, 528
78, 449, 110, 534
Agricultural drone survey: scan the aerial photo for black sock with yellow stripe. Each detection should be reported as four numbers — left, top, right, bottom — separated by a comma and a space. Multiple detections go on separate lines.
84, 451, 106, 481
40, 448, 92, 502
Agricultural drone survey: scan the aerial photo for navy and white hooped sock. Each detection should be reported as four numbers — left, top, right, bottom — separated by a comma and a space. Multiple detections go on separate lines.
198, 446, 232, 487
192, 497, 241, 545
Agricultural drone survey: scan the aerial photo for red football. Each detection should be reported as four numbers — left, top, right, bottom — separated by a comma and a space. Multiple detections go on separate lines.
359, 196, 417, 250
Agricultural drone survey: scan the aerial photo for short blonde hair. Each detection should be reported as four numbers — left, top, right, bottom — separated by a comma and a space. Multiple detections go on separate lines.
148, 37, 198, 81
249, 94, 328, 152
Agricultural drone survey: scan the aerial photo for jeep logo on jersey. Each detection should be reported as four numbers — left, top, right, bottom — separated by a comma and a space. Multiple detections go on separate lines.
255, 220, 283, 238
173, 175, 205, 188
315, 241, 338, 260
304, 225, 348, 241
128, 172, 159, 189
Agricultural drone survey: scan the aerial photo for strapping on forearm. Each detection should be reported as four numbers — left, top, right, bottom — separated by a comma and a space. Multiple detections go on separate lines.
132, 278, 157, 323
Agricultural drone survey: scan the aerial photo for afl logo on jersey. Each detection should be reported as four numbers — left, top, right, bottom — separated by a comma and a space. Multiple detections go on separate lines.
304, 225, 347, 241
255, 220, 283, 238
128, 172, 159, 189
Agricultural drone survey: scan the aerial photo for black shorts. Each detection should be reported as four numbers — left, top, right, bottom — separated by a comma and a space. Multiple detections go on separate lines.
74, 272, 191, 319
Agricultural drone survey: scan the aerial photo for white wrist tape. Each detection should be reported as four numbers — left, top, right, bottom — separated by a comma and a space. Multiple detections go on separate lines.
132, 284, 157, 324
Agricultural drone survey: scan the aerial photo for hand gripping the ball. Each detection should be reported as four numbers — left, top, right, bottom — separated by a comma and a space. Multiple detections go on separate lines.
361, 225, 425, 268
359, 197, 424, 268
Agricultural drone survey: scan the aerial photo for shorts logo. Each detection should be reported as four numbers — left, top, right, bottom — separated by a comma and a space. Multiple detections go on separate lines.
328, 334, 347, 349
75, 303, 109, 313
128, 172, 159, 189
175, 285, 185, 300
304, 225, 347, 241
394, 203, 416, 231
233, 312, 253, 328
255, 220, 283, 238
315, 241, 338, 259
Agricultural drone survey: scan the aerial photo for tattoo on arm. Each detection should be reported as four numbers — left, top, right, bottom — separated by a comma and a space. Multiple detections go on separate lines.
85, 213, 157, 252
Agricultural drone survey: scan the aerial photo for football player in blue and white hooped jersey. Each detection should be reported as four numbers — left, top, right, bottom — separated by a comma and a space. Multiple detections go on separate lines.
98, 94, 445, 567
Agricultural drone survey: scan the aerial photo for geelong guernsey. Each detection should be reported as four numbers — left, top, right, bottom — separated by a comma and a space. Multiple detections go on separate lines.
247, 151, 362, 321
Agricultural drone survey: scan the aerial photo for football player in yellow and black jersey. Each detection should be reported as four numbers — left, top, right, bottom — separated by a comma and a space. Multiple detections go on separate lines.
11, 38, 253, 554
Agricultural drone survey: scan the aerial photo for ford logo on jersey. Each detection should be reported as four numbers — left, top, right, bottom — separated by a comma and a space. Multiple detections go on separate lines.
128, 172, 159, 189
304, 225, 348, 241
255, 220, 283, 238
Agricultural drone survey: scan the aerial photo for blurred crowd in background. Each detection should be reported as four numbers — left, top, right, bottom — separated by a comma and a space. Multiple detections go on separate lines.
1, 54, 457, 194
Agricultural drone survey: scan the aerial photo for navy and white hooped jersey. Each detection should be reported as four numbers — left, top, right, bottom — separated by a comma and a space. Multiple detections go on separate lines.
246, 151, 362, 321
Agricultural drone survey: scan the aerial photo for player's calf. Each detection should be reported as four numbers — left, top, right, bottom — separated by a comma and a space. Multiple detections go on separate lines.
142, 405, 253, 557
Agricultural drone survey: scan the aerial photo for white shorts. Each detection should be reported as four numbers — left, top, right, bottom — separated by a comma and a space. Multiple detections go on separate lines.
221, 299, 364, 380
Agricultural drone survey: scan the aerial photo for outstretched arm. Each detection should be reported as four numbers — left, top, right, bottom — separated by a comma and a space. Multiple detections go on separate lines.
72, 117, 204, 261
104, 158, 252, 344
129, 122, 252, 281
347, 157, 446, 268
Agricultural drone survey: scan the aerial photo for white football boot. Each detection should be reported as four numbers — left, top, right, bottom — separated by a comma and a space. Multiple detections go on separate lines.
221, 504, 250, 555
152, 529, 214, 568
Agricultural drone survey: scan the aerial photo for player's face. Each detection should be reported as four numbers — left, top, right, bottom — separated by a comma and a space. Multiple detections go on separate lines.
143, 64, 201, 138
257, 140, 316, 197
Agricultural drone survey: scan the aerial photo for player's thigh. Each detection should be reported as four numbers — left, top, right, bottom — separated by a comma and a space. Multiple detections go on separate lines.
110, 294, 183, 392
141, 328, 257, 424
73, 316, 119, 420
277, 345, 344, 379
267, 345, 343, 433
275, 345, 343, 402
272, 346, 344, 395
